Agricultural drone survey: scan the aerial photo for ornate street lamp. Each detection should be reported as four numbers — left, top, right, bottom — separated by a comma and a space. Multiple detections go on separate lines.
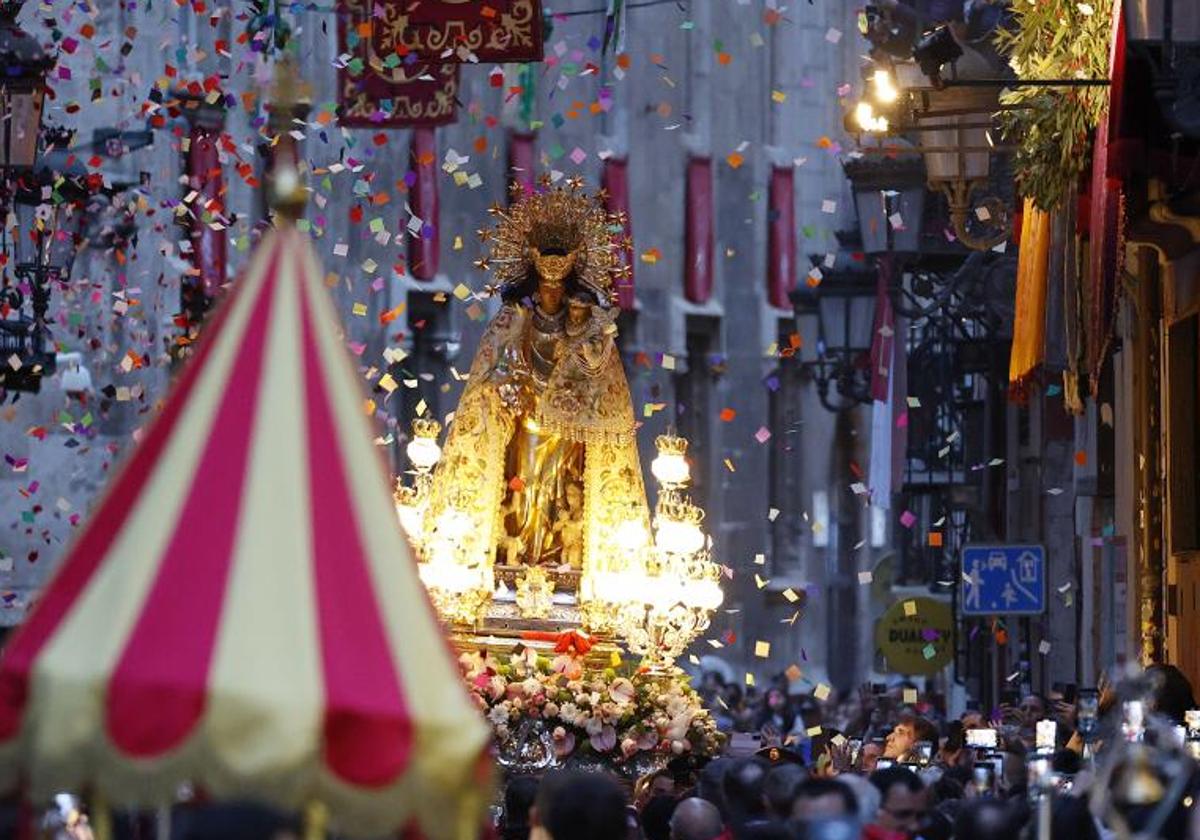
791, 269, 878, 413
849, 54, 1108, 251
0, 1, 51, 173
0, 5, 55, 395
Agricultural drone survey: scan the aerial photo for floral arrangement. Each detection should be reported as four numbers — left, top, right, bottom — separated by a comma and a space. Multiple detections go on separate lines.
459, 648, 724, 762
995, 0, 1114, 211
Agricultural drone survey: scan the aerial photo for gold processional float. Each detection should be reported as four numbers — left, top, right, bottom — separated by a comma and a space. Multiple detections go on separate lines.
394, 180, 726, 774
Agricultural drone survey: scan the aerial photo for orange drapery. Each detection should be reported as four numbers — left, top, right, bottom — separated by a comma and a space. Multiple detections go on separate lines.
1009, 197, 1052, 398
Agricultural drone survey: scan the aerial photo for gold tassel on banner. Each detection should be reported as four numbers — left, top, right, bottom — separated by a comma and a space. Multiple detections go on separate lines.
1009, 198, 1052, 400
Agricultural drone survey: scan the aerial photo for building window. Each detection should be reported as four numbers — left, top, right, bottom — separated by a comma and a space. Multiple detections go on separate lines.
769, 326, 805, 571
674, 317, 719, 511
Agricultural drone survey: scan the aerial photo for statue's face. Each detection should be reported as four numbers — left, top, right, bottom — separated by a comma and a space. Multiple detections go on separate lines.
531, 249, 577, 314
567, 298, 591, 327
537, 281, 564, 314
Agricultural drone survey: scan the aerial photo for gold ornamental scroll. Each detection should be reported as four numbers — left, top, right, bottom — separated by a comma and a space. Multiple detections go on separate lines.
337, 0, 461, 128
381, 0, 544, 63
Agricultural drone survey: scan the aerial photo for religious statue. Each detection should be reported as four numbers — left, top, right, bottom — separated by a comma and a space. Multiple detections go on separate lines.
552, 481, 585, 570
421, 182, 650, 594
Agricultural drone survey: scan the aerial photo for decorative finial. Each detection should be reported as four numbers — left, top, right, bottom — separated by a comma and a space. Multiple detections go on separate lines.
266, 57, 312, 221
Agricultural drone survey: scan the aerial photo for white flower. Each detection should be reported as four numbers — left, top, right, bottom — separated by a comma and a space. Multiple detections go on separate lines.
559, 702, 581, 724
488, 704, 511, 726
1077, 3, 1094, 15
544, 701, 560, 718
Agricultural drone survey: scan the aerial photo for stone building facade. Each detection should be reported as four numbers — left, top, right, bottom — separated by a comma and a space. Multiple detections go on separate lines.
0, 0, 898, 692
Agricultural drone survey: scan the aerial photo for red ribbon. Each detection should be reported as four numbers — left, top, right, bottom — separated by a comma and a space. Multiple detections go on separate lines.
519, 629, 593, 655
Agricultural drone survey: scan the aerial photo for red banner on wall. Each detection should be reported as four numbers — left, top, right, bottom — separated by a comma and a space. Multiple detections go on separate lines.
684, 156, 714, 305
338, 0, 460, 128
371, 0, 544, 63
602, 157, 635, 311
408, 127, 440, 281
767, 166, 795, 310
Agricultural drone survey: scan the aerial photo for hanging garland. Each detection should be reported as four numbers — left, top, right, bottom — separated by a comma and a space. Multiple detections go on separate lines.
994, 0, 1113, 212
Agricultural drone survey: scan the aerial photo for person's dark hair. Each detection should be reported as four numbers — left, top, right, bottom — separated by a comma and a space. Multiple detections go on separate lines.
501, 775, 539, 840
920, 809, 954, 840
738, 824, 792, 840
952, 798, 1022, 840
868, 765, 924, 800
697, 756, 733, 820
1149, 664, 1197, 723
1053, 748, 1082, 775
793, 778, 858, 817
943, 720, 965, 752
722, 756, 770, 826
931, 774, 964, 804
535, 770, 628, 840
640, 794, 677, 840
911, 715, 939, 745
763, 764, 807, 818
1052, 794, 1100, 840
942, 766, 972, 789
669, 798, 725, 840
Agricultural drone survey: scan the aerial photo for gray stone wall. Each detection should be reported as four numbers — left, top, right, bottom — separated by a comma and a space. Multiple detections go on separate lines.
0, 0, 879, 688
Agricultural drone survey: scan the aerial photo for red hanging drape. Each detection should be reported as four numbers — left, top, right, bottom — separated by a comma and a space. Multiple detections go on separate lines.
1085, 0, 1127, 389
602, 156, 635, 310
767, 165, 796, 310
869, 255, 895, 402
508, 131, 537, 199
684, 156, 714, 304
186, 114, 226, 301
407, 127, 439, 281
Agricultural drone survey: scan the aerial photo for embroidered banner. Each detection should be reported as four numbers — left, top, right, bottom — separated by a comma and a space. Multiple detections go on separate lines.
338, 0, 460, 128
367, 0, 543, 63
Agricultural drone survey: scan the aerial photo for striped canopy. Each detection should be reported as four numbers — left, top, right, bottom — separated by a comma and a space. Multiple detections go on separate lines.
0, 224, 489, 838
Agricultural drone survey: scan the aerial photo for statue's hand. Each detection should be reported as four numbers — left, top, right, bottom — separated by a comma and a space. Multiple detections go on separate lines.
497, 381, 524, 412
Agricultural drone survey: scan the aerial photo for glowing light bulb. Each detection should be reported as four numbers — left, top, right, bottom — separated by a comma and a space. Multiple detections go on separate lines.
656, 518, 706, 555
872, 69, 899, 104
652, 451, 689, 486
406, 435, 442, 472
854, 101, 889, 133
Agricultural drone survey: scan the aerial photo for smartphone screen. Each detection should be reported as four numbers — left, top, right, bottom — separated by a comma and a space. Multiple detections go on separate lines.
966, 728, 998, 749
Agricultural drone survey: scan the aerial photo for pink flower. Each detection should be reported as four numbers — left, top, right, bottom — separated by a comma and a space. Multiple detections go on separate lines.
590, 725, 617, 753
552, 654, 584, 681
609, 678, 636, 705
621, 737, 639, 758
553, 727, 576, 758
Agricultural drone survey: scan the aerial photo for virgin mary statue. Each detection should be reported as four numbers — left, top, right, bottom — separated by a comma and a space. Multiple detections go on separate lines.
422, 183, 651, 596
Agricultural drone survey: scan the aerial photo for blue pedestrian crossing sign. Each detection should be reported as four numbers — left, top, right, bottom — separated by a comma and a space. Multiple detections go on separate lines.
961, 544, 1046, 616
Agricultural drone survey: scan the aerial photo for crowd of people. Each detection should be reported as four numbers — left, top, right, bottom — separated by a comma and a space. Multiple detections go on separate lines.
497, 664, 1200, 840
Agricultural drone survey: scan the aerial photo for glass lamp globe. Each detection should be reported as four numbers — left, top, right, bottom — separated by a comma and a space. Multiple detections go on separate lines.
406, 435, 442, 472
652, 451, 690, 486
656, 518, 706, 556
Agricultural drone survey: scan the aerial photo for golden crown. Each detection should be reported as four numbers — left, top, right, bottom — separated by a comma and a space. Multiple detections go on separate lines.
655, 434, 690, 457
412, 418, 442, 439
475, 179, 628, 304
658, 496, 706, 527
